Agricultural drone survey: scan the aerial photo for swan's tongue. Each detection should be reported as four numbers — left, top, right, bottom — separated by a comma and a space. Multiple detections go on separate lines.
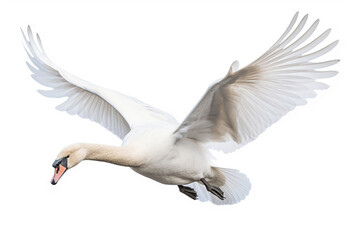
51, 165, 67, 185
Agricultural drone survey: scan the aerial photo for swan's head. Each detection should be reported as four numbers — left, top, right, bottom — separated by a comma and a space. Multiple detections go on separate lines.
51, 144, 87, 185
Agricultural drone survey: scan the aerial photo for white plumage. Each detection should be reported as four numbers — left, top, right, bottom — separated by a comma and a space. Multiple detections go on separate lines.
24, 12, 338, 205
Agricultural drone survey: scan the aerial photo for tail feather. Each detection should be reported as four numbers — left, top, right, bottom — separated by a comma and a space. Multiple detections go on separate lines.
187, 167, 251, 205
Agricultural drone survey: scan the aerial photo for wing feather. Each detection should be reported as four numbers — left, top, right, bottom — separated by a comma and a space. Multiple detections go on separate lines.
24, 26, 177, 139
175, 13, 338, 153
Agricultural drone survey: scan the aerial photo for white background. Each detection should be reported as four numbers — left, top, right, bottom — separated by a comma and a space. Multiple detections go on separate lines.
0, 0, 359, 239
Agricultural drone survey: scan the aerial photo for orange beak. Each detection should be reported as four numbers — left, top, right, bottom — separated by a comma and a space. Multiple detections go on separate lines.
51, 165, 67, 185
51, 156, 69, 185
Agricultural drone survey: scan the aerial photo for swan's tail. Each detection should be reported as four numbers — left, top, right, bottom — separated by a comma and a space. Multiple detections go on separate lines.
187, 167, 251, 205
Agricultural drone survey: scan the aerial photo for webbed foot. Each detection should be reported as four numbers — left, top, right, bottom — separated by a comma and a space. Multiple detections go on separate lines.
200, 178, 225, 200
178, 185, 198, 200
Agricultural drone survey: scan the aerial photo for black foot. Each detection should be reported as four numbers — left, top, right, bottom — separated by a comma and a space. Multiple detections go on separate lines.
200, 178, 225, 200
178, 185, 198, 200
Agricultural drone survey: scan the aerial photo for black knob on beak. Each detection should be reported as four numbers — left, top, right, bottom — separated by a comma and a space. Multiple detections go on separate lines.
52, 156, 69, 168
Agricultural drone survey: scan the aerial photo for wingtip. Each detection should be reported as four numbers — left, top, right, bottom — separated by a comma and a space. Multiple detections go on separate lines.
21, 27, 28, 41
292, 11, 299, 22
37, 89, 45, 96
332, 71, 339, 77
25, 61, 32, 68
299, 14, 309, 26
323, 83, 330, 90
36, 32, 44, 51
314, 19, 320, 25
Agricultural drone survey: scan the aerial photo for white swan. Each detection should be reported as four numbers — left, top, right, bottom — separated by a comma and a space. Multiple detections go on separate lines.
23, 12, 338, 205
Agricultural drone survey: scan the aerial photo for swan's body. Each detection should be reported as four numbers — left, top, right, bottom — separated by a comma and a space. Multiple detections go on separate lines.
24, 12, 338, 205
126, 127, 211, 185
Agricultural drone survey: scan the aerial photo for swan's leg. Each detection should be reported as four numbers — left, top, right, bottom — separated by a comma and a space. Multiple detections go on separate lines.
200, 178, 225, 200
178, 185, 198, 200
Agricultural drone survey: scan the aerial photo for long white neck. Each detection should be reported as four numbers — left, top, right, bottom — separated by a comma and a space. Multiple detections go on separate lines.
82, 143, 143, 167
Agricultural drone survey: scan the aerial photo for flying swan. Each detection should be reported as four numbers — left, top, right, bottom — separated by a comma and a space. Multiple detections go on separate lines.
23, 12, 338, 205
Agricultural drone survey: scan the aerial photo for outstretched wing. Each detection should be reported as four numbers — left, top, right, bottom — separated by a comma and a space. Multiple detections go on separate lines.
174, 13, 339, 153
23, 26, 178, 139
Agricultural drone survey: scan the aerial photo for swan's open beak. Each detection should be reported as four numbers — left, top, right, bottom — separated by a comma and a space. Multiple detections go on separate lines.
51, 156, 68, 185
